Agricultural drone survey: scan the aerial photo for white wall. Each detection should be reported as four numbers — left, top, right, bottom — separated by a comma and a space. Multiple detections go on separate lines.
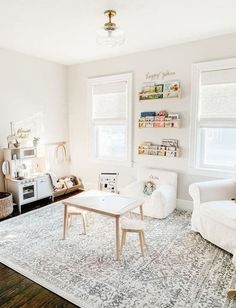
0, 48, 69, 190
68, 33, 236, 201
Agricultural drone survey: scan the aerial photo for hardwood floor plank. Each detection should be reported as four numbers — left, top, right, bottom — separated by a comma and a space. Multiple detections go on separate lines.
0, 264, 78, 308
20, 288, 77, 308
0, 276, 42, 307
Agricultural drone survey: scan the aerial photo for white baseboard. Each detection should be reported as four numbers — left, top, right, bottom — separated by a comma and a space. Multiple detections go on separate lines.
84, 182, 98, 190
177, 199, 193, 211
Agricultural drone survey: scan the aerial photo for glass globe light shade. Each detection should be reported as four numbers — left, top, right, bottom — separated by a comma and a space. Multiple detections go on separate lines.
96, 28, 125, 47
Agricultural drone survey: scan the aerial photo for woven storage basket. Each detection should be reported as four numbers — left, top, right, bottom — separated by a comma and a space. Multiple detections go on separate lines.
0, 192, 13, 219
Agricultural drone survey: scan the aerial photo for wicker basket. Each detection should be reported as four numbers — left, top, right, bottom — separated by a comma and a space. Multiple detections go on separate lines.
0, 192, 13, 219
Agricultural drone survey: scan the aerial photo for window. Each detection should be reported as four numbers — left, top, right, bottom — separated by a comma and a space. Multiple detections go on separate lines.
191, 59, 236, 173
88, 73, 132, 163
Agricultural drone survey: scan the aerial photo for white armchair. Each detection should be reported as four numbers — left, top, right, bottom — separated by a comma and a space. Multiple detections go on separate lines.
120, 168, 177, 219
189, 179, 236, 255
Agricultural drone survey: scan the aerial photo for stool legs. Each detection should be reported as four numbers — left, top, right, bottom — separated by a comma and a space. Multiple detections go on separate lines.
120, 229, 146, 257
120, 230, 127, 255
141, 231, 146, 247
81, 212, 87, 235
138, 231, 144, 256
67, 214, 72, 228
66, 212, 88, 235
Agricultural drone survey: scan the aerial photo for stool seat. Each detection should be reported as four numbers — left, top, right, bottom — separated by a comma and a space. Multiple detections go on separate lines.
121, 218, 145, 230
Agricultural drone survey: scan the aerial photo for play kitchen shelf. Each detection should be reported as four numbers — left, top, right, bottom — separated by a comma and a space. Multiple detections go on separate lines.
138, 111, 181, 128
138, 139, 180, 157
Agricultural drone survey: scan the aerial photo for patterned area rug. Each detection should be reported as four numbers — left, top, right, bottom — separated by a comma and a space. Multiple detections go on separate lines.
0, 203, 236, 308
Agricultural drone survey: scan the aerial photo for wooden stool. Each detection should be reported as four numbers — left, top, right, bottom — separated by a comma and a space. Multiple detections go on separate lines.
66, 206, 88, 235
120, 218, 146, 256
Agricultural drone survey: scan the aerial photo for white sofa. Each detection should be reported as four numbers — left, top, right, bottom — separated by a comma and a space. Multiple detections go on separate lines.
120, 168, 177, 219
189, 179, 236, 257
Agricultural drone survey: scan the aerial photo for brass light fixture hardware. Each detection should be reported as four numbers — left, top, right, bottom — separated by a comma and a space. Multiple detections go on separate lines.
96, 9, 125, 46
104, 10, 117, 31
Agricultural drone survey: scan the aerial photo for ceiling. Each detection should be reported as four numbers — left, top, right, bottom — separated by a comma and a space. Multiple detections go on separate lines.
0, 0, 235, 65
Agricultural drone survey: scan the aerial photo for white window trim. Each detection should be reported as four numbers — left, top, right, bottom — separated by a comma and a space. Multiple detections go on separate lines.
189, 58, 236, 178
88, 73, 133, 166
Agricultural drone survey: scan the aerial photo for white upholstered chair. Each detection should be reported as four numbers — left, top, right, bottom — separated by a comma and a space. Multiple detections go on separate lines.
120, 168, 177, 219
189, 179, 236, 255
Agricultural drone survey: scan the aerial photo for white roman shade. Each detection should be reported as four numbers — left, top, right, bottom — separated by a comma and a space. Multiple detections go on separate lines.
201, 68, 236, 85
199, 68, 236, 119
88, 73, 132, 163
92, 81, 127, 119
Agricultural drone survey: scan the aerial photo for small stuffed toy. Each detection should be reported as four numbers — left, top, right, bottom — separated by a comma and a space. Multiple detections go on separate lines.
143, 180, 156, 196
64, 177, 74, 188
55, 179, 65, 190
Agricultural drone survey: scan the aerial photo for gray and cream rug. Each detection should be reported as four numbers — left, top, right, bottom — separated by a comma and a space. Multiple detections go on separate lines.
0, 203, 236, 308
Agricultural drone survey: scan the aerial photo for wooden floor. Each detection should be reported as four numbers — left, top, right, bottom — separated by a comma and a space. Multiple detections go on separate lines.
0, 193, 81, 308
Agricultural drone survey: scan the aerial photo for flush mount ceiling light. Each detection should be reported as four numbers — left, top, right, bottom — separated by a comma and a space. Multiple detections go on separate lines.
96, 10, 125, 47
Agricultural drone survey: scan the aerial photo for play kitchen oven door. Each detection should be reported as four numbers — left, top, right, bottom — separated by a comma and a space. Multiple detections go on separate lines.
20, 181, 37, 205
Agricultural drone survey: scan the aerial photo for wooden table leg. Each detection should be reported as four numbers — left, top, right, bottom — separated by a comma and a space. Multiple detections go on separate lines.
115, 216, 120, 261
140, 204, 144, 220
63, 204, 68, 240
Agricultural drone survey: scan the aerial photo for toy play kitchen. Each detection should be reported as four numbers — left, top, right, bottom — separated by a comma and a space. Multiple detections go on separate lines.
2, 148, 53, 214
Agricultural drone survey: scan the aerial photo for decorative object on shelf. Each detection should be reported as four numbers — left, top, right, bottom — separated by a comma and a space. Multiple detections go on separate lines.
138, 110, 181, 128
16, 128, 31, 139
138, 139, 180, 157
99, 172, 119, 193
33, 137, 40, 147
139, 80, 181, 101
7, 122, 19, 149
6, 122, 41, 149
96, 10, 125, 46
